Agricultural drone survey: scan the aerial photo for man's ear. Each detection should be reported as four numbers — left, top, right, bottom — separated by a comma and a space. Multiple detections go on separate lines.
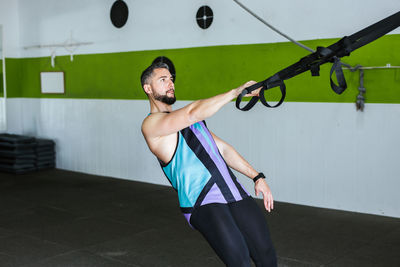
143, 84, 152, 95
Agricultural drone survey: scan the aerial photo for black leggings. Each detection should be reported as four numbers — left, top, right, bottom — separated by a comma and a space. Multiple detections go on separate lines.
190, 197, 277, 267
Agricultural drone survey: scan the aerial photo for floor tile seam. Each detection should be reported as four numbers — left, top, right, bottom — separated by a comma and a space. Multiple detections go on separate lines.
0, 215, 90, 235
18, 248, 83, 267
9, 215, 154, 245
104, 215, 166, 228
0, 251, 14, 258
91, 208, 166, 225
5, 231, 76, 250
359, 239, 400, 250
272, 228, 385, 244
0, 194, 32, 203
0, 232, 47, 243
0, 227, 17, 236
80, 228, 157, 252
82, 248, 142, 267
273, 233, 372, 262
0, 202, 79, 218
21, 228, 151, 252
321, 241, 372, 266
70, 213, 127, 222
0, 233, 15, 240
0, 201, 36, 211
69, 207, 146, 219
271, 217, 399, 229
338, 234, 386, 244
40, 203, 72, 213
275, 238, 367, 266
0, 208, 39, 221
277, 256, 320, 266
106, 216, 138, 226
42, 204, 89, 220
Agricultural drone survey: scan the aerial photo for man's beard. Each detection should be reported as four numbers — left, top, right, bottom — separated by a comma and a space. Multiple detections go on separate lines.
154, 92, 176, 105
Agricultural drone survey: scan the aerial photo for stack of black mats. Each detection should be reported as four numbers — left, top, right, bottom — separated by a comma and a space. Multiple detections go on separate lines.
0, 134, 56, 174
35, 139, 56, 170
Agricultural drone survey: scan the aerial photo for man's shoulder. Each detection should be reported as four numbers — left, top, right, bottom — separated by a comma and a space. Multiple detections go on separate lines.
141, 112, 169, 136
142, 112, 167, 125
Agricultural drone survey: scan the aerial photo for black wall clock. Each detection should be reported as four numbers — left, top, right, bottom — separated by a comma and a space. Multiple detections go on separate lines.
110, 0, 129, 28
196, 6, 213, 29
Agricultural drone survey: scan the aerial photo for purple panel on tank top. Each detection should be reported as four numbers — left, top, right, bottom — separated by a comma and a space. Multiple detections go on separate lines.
201, 122, 250, 196
201, 183, 228, 206
190, 122, 243, 201
183, 213, 194, 229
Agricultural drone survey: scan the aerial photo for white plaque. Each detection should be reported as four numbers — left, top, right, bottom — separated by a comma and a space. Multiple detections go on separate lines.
40, 72, 65, 94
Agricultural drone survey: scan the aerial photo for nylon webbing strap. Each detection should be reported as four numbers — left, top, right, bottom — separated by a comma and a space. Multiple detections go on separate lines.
236, 11, 400, 111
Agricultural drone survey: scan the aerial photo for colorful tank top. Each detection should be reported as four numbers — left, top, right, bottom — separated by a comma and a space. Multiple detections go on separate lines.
159, 120, 249, 225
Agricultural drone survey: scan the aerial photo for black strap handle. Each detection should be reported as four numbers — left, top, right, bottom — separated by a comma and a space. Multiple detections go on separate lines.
329, 57, 347, 94
259, 80, 286, 108
235, 78, 286, 111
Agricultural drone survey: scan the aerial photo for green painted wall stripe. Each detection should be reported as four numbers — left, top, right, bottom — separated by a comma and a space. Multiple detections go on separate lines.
5, 34, 400, 103
0, 59, 3, 97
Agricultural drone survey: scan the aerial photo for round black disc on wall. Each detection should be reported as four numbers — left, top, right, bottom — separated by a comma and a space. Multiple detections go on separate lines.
153, 56, 176, 81
110, 0, 129, 28
196, 6, 213, 29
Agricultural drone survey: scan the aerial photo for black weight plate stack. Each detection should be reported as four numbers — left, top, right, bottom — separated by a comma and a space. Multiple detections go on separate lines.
34, 139, 56, 170
0, 134, 37, 174
0, 134, 56, 174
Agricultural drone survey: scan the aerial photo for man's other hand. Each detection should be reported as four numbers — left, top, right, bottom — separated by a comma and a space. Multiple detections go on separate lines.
255, 179, 274, 212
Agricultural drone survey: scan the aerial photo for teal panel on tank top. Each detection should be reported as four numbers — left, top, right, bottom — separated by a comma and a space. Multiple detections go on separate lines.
162, 131, 211, 207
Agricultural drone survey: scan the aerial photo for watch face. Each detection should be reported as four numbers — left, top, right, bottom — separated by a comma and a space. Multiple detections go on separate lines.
110, 0, 129, 28
152, 56, 176, 82
196, 5, 213, 29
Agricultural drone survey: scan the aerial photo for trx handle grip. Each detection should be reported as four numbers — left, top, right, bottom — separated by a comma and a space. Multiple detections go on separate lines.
235, 81, 262, 111
260, 80, 286, 108
235, 75, 286, 111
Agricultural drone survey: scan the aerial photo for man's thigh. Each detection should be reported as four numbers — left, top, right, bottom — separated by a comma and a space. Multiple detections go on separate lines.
190, 203, 251, 267
229, 197, 277, 267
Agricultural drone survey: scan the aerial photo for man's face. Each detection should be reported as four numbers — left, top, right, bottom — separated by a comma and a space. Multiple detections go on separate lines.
149, 68, 176, 105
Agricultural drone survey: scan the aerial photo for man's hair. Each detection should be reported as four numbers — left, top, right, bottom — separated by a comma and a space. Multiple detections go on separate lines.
140, 62, 170, 89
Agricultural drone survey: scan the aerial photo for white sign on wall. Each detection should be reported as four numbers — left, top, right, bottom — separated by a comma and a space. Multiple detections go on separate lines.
40, 72, 65, 94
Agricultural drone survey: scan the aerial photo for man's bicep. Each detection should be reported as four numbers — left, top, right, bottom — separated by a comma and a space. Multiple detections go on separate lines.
143, 108, 195, 138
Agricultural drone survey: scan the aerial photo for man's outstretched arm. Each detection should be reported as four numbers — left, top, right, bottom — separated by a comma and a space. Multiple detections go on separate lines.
142, 81, 260, 140
211, 132, 274, 212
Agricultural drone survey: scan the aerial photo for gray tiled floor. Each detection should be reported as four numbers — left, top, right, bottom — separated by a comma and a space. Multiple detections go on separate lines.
0, 169, 399, 267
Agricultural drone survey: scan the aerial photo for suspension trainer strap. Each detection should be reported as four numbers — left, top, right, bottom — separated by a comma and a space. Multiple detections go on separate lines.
236, 11, 400, 111
330, 57, 347, 94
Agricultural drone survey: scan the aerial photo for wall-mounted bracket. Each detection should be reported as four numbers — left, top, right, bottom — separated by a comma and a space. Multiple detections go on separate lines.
23, 32, 93, 68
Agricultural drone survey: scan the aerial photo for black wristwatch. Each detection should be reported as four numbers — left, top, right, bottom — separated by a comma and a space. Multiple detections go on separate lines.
253, 172, 265, 183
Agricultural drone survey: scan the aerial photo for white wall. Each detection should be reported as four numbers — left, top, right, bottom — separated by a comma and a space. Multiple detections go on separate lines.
0, 26, 5, 132
16, 0, 400, 57
0, 98, 5, 131
0, 0, 20, 130
6, 98, 400, 218
0, 0, 20, 57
